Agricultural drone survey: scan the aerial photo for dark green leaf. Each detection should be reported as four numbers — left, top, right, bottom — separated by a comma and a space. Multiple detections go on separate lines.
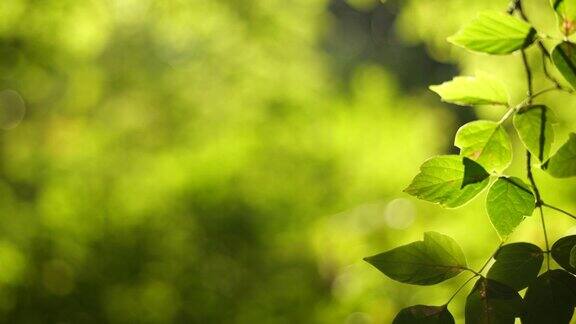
547, 133, 576, 178
364, 232, 467, 286
404, 155, 490, 208
551, 235, 576, 274
448, 11, 536, 55
486, 177, 535, 238
524, 269, 576, 324
551, 41, 576, 89
513, 105, 555, 163
487, 243, 543, 290
393, 305, 455, 324
465, 277, 524, 324
455, 120, 512, 172
429, 73, 509, 106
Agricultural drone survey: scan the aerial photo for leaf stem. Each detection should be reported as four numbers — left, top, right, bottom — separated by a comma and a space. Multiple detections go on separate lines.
526, 152, 550, 270
542, 203, 576, 220
478, 241, 505, 274
538, 206, 551, 270
446, 273, 478, 305
520, 50, 534, 103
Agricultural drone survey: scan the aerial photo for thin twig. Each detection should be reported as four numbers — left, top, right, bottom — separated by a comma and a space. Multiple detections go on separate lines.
521, 50, 534, 103
538, 206, 551, 270
446, 274, 478, 305
478, 241, 505, 274
526, 152, 550, 269
543, 203, 576, 220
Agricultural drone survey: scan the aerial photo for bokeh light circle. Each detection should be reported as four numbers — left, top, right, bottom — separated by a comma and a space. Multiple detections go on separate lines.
0, 89, 26, 130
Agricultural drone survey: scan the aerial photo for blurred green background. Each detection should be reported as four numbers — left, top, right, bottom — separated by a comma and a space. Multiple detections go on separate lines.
0, 0, 575, 323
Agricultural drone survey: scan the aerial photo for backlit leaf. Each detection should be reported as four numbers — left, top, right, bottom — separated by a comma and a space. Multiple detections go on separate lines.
455, 120, 512, 172
547, 133, 576, 178
551, 0, 576, 35
404, 155, 490, 208
551, 41, 576, 89
513, 105, 555, 163
486, 177, 535, 238
364, 232, 467, 286
430, 73, 509, 106
448, 11, 536, 55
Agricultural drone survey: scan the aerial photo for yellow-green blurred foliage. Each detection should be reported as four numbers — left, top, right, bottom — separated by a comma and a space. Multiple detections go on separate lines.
0, 0, 574, 323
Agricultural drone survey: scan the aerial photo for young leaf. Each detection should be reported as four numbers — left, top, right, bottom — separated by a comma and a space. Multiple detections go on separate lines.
546, 133, 576, 178
551, 235, 576, 274
429, 73, 509, 106
465, 277, 524, 324
455, 120, 512, 172
448, 11, 536, 55
551, 0, 576, 35
404, 155, 490, 208
486, 177, 535, 238
393, 305, 455, 324
551, 41, 576, 89
524, 270, 576, 324
487, 243, 543, 290
513, 105, 555, 163
364, 232, 467, 286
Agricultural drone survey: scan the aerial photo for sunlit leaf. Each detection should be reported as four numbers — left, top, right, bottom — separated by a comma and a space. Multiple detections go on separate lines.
487, 243, 543, 290
546, 133, 576, 178
524, 270, 576, 324
364, 232, 467, 286
465, 277, 524, 324
486, 177, 535, 238
455, 120, 512, 172
513, 105, 555, 163
404, 155, 490, 208
551, 235, 576, 274
551, 0, 576, 35
429, 73, 509, 106
393, 305, 455, 324
551, 41, 576, 89
448, 11, 536, 55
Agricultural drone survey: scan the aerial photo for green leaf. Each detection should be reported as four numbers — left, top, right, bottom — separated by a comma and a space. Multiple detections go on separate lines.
448, 11, 536, 55
404, 155, 490, 208
551, 235, 576, 274
551, 0, 576, 35
364, 232, 467, 286
570, 245, 576, 268
429, 73, 509, 106
486, 177, 535, 238
546, 133, 576, 178
465, 277, 524, 324
524, 270, 576, 324
487, 243, 543, 290
513, 105, 555, 163
551, 41, 576, 90
393, 305, 455, 324
455, 120, 512, 172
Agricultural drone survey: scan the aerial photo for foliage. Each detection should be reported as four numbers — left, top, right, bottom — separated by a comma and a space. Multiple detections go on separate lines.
365, 1, 576, 323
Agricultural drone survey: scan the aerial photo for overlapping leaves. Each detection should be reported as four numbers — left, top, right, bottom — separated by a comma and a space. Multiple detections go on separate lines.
369, 4, 576, 323
404, 155, 490, 208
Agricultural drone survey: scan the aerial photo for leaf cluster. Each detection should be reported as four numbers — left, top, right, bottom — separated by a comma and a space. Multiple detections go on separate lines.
365, 1, 576, 322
